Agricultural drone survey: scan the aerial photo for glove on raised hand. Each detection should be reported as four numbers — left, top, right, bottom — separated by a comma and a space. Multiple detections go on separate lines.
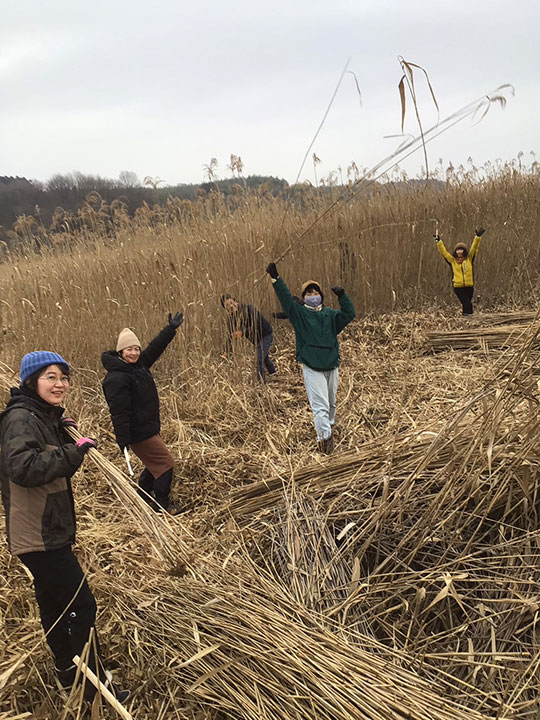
475, 227, 485, 237
331, 286, 345, 298
76, 437, 97, 453
61, 417, 78, 430
168, 312, 184, 329
266, 262, 278, 279
434, 234, 441, 242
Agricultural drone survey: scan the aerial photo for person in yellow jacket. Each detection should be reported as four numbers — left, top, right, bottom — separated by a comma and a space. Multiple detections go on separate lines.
435, 227, 485, 315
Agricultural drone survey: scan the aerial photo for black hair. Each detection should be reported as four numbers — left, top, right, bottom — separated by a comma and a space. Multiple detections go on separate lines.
220, 294, 236, 307
302, 283, 322, 298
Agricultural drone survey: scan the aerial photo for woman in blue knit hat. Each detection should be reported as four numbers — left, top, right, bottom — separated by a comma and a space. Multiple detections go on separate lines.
0, 351, 127, 702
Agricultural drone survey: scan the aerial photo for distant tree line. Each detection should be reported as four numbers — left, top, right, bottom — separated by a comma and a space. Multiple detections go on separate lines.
0, 172, 289, 246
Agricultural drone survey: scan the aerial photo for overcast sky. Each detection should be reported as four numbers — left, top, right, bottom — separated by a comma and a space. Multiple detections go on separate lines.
1, 0, 538, 186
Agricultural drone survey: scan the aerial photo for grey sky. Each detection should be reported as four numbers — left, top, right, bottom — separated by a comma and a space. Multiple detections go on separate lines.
1, 0, 538, 186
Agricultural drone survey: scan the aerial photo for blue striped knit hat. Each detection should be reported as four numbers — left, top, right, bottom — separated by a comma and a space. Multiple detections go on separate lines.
20, 351, 70, 384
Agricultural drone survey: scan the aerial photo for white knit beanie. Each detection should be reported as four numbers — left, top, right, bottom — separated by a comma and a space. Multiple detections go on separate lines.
116, 328, 141, 352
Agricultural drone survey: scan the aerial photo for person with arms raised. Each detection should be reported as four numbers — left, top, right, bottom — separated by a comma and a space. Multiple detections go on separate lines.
434, 227, 486, 315
266, 263, 355, 453
102, 312, 183, 513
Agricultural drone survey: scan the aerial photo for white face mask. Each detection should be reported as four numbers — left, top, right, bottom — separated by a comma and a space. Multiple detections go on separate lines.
304, 294, 322, 307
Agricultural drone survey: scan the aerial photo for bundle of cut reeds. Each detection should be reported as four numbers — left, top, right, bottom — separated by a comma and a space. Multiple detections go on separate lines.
215, 319, 540, 717
424, 312, 540, 352
2, 318, 540, 719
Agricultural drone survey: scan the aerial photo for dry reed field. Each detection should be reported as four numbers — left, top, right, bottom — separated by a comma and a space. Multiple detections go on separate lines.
1, 168, 540, 719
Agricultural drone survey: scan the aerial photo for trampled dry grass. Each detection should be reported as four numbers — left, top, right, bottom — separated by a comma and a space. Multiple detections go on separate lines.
1, 173, 540, 718
1, 307, 540, 719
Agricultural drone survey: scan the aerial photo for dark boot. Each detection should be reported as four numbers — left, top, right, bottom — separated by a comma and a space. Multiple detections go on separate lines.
102, 675, 130, 704
317, 436, 334, 454
55, 663, 77, 689
56, 657, 104, 701
83, 670, 130, 704
137, 468, 156, 507
154, 468, 173, 510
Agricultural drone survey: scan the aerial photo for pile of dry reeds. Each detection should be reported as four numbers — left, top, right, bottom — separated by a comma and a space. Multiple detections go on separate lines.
214, 319, 540, 718
424, 311, 540, 352
2, 316, 539, 718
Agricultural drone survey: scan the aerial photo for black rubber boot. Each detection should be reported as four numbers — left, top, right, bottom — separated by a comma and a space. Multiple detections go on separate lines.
137, 468, 156, 507
154, 468, 173, 510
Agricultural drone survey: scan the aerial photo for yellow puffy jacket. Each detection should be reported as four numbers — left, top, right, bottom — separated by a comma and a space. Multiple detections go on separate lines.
436, 235, 481, 287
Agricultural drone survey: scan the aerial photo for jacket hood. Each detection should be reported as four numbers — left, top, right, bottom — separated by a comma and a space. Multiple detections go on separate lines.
0, 386, 64, 425
101, 350, 137, 372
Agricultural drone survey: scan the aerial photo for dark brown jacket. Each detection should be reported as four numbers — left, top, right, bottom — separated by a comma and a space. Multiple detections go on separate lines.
0, 388, 86, 556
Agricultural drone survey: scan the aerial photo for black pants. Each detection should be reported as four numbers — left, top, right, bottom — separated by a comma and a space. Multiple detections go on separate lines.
19, 546, 101, 677
453, 286, 474, 315
256, 332, 276, 383
138, 468, 173, 509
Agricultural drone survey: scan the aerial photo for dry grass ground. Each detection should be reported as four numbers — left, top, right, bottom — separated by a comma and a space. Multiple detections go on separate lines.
1, 172, 540, 718
1, 307, 540, 720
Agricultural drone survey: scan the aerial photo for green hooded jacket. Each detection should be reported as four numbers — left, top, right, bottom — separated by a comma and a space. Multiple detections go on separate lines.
272, 277, 355, 370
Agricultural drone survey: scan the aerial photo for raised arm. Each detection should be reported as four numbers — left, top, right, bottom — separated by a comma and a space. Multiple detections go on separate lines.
468, 227, 485, 261
435, 235, 453, 262
140, 312, 183, 368
266, 262, 301, 321
331, 286, 356, 333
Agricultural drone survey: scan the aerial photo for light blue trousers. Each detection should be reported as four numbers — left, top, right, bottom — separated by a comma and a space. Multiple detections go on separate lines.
302, 365, 339, 441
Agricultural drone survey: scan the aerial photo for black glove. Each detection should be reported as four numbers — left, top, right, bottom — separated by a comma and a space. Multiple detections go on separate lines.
475, 227, 485, 237
266, 262, 278, 279
119, 443, 129, 453
331, 286, 345, 297
434, 234, 440, 242
168, 311, 184, 329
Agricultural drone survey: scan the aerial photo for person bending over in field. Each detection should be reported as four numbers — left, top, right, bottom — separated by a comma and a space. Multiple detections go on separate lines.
0, 352, 128, 703
101, 312, 183, 513
435, 227, 486, 315
220, 294, 276, 383
266, 262, 355, 454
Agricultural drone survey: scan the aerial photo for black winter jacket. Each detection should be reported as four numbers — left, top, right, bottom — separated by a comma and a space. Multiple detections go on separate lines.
101, 324, 176, 448
0, 388, 85, 556
225, 304, 272, 352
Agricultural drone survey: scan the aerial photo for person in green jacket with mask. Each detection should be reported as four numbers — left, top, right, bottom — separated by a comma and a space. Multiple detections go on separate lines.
266, 262, 355, 453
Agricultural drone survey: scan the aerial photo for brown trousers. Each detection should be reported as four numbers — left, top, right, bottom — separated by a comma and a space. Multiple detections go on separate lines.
130, 435, 174, 478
